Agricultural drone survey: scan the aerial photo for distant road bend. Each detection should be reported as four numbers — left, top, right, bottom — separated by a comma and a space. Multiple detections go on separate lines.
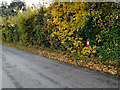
2, 45, 119, 88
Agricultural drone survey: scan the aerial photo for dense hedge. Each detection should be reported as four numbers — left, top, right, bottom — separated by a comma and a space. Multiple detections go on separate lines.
1, 2, 120, 65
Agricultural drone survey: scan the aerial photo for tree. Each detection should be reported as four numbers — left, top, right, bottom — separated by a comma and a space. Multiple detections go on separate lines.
0, 0, 26, 17
0, 1, 8, 17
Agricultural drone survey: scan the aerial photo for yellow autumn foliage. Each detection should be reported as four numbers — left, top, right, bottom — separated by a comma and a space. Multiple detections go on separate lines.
48, 2, 89, 56
81, 46, 97, 56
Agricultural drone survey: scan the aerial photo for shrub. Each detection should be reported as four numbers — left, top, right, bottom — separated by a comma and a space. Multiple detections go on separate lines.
1, 2, 119, 65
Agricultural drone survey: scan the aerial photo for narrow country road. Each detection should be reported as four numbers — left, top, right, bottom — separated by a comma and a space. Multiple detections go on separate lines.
2, 45, 119, 88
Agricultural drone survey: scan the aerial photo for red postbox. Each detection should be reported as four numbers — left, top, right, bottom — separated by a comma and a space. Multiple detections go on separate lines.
86, 39, 90, 46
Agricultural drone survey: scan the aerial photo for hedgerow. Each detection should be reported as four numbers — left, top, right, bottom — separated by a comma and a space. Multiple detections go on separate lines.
1, 2, 120, 66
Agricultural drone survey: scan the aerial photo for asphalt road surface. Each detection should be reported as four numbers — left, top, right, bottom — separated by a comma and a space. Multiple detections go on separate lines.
2, 45, 119, 88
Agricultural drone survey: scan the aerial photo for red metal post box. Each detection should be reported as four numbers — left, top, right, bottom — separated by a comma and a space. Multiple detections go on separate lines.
86, 39, 90, 46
